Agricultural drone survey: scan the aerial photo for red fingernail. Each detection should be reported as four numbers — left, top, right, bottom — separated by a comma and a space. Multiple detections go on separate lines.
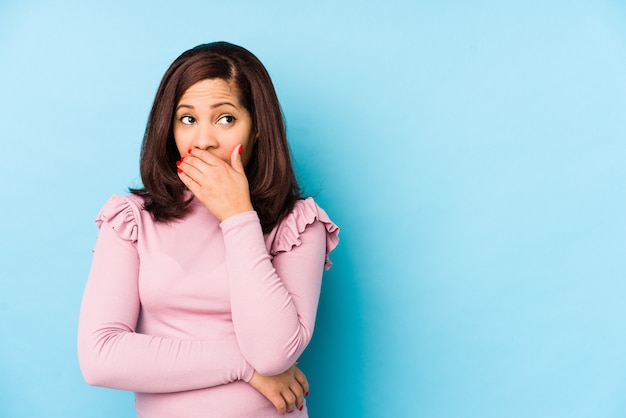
188, 148, 192, 154
176, 160, 182, 166
305, 391, 309, 396
177, 168, 182, 173
299, 405, 303, 411
238, 145, 243, 155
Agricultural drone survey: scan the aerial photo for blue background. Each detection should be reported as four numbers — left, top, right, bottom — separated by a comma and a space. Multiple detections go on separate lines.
1, 1, 625, 417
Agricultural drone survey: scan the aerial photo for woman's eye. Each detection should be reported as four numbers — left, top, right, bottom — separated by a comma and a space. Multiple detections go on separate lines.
180, 115, 195, 125
216, 115, 236, 125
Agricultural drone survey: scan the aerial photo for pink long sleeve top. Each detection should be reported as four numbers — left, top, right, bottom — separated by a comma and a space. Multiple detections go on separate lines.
77, 193, 339, 418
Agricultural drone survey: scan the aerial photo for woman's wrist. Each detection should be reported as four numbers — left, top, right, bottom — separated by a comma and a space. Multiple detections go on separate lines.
218, 209, 259, 231
216, 203, 255, 222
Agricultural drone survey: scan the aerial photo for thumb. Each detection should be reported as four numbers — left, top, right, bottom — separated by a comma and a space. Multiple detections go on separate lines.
230, 144, 245, 174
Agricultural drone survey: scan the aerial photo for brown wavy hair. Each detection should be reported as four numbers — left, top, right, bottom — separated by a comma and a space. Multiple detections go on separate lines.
131, 42, 302, 233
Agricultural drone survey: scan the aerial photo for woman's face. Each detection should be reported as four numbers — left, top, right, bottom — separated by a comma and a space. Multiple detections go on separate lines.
173, 78, 256, 165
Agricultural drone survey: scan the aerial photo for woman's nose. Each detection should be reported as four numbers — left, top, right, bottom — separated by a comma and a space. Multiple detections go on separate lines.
192, 125, 218, 150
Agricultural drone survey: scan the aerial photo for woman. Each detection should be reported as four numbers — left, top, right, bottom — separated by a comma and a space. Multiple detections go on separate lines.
77, 41, 339, 417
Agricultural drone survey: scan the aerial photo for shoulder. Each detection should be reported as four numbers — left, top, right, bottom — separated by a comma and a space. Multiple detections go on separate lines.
266, 198, 340, 269
95, 194, 147, 243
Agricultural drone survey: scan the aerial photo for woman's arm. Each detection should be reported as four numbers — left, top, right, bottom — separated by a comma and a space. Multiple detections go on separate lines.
77, 222, 253, 393
220, 211, 327, 376
177, 147, 337, 378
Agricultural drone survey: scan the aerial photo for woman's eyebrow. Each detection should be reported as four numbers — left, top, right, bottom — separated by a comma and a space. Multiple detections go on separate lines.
175, 102, 237, 111
175, 104, 195, 111
210, 101, 237, 109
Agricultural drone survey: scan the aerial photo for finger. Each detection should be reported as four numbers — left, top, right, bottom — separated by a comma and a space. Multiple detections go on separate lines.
178, 159, 212, 191
177, 168, 200, 191
179, 151, 226, 184
289, 381, 304, 412
282, 389, 297, 414
274, 397, 287, 415
268, 393, 287, 415
287, 369, 304, 411
230, 144, 244, 174
187, 148, 228, 171
293, 367, 310, 397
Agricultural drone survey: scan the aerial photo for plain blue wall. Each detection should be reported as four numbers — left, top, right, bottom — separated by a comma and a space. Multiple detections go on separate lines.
1, 1, 625, 417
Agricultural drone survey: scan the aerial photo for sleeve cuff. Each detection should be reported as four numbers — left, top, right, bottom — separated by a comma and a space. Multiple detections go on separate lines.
219, 211, 260, 233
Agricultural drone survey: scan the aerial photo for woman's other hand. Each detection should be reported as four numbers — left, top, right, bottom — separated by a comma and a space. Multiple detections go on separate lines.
177, 144, 253, 221
248, 364, 309, 414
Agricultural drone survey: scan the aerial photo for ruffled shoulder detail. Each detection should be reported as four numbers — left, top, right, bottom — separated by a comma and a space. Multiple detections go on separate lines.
266, 198, 339, 270
95, 195, 139, 243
